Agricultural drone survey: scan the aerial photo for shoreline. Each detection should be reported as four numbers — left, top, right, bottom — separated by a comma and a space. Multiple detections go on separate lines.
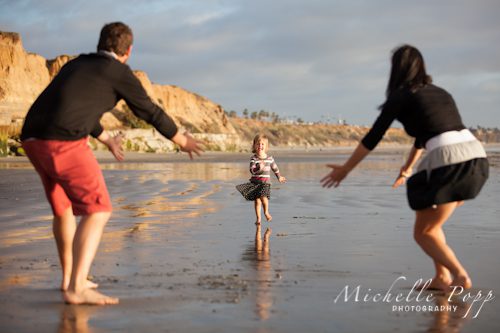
1, 143, 499, 168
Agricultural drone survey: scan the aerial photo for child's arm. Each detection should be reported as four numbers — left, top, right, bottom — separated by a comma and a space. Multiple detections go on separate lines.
271, 158, 286, 183
250, 157, 263, 175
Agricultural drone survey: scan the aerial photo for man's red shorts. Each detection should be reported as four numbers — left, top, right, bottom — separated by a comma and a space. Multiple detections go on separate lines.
23, 138, 112, 216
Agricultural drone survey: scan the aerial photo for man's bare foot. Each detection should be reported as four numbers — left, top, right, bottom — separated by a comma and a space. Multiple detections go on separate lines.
450, 275, 472, 290
61, 279, 98, 291
255, 220, 261, 225
264, 212, 272, 222
64, 288, 119, 305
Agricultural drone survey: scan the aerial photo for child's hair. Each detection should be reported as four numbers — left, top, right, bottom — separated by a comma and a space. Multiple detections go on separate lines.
252, 134, 269, 153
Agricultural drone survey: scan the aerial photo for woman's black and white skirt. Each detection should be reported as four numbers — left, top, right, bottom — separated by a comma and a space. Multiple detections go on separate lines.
406, 133, 489, 210
236, 181, 271, 201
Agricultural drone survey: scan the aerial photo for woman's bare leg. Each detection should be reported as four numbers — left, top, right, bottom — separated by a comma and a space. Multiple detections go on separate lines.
428, 227, 453, 290
414, 202, 471, 290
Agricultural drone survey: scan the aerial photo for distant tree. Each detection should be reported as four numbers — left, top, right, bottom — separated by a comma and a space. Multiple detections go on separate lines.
228, 110, 237, 118
250, 111, 258, 119
271, 112, 280, 123
243, 109, 249, 119
297, 118, 304, 124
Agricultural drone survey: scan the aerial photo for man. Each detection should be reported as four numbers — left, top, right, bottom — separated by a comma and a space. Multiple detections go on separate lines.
21, 22, 203, 305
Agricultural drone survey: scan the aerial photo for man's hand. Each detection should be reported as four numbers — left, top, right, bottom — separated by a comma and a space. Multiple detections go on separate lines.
97, 131, 124, 161
171, 131, 204, 160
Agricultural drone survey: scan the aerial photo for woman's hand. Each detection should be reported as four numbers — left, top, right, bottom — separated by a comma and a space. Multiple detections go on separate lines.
321, 164, 349, 188
278, 176, 287, 183
392, 166, 412, 188
321, 143, 371, 188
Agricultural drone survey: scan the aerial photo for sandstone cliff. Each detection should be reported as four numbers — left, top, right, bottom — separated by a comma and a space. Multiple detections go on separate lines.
1, 30, 415, 156
0, 32, 50, 125
0, 31, 235, 136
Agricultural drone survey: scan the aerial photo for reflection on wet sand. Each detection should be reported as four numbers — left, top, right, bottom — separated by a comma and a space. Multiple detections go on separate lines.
426, 295, 469, 333
101, 179, 222, 254
58, 305, 98, 333
244, 224, 273, 320
101, 162, 249, 181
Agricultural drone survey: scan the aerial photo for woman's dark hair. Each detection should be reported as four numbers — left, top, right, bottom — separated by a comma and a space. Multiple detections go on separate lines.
385, 44, 432, 97
97, 22, 133, 56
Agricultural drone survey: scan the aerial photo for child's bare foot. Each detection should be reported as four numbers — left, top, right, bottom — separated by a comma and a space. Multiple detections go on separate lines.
61, 279, 98, 291
451, 275, 472, 290
264, 227, 272, 240
64, 288, 119, 305
264, 212, 272, 222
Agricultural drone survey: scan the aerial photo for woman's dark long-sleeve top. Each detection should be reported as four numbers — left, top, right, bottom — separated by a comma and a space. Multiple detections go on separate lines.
361, 84, 466, 150
21, 52, 178, 141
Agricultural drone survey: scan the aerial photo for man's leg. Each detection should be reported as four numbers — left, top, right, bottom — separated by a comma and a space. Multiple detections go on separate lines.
53, 206, 76, 291
64, 211, 118, 305
53, 206, 99, 291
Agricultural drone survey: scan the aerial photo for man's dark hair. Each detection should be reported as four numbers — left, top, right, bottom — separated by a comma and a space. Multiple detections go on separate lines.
97, 22, 133, 56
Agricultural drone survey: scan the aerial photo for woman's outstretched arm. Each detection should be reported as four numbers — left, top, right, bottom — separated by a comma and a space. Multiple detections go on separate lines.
321, 143, 371, 188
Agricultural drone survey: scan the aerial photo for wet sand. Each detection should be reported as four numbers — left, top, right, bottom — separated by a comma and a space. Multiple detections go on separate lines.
0, 147, 499, 332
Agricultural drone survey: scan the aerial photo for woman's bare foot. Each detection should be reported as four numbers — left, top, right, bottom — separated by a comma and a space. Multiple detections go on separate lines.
264, 212, 272, 222
451, 275, 472, 290
416, 274, 452, 291
61, 279, 98, 291
426, 277, 452, 291
64, 288, 119, 305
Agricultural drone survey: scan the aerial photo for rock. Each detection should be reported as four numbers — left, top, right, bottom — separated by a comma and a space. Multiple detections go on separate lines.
0, 32, 50, 125
0, 30, 234, 137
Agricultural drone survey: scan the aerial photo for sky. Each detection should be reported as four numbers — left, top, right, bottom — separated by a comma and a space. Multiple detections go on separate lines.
1, 0, 499, 127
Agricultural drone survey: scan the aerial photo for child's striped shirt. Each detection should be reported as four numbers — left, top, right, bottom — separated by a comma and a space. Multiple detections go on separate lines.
249, 154, 280, 183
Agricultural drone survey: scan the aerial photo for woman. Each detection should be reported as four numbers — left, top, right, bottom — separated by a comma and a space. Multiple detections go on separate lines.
321, 45, 489, 290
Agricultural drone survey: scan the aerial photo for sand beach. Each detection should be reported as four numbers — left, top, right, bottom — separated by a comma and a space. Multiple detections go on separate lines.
0, 147, 499, 332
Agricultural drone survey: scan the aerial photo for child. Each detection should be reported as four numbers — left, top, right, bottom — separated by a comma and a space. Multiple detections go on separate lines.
236, 134, 286, 225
